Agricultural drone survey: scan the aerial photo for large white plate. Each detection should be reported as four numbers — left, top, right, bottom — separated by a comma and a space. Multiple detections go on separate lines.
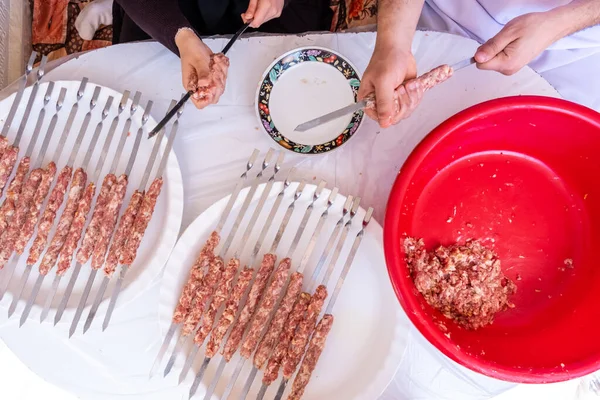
0, 80, 183, 324
159, 182, 409, 400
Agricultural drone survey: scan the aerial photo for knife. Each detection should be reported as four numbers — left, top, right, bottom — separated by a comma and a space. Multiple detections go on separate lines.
294, 57, 475, 132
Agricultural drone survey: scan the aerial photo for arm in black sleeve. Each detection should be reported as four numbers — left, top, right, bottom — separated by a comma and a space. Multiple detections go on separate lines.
114, 0, 196, 55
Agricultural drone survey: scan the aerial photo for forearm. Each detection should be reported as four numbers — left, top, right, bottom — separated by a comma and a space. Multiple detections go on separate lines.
550, 0, 600, 39
115, 0, 195, 55
376, 0, 425, 51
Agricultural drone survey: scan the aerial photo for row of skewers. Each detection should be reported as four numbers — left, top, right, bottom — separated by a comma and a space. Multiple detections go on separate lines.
152, 149, 373, 399
0, 52, 178, 334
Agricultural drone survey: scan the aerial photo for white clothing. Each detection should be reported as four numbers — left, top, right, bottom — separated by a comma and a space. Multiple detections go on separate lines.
419, 0, 600, 110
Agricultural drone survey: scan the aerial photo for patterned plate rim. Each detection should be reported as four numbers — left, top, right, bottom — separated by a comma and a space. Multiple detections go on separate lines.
255, 46, 364, 155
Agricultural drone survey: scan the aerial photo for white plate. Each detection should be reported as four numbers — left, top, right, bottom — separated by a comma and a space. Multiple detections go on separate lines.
159, 182, 408, 400
256, 47, 364, 155
0, 80, 183, 323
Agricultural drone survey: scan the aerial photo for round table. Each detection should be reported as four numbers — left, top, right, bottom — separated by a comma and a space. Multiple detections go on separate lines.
0, 31, 580, 400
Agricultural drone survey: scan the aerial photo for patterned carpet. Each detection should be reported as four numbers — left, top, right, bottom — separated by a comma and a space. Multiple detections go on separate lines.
31, 0, 376, 64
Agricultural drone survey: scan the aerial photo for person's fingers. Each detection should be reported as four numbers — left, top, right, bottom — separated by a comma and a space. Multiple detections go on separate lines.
182, 63, 198, 92
389, 85, 411, 125
357, 75, 378, 120
250, 1, 273, 27
475, 27, 516, 64
374, 77, 396, 128
242, 0, 259, 22
391, 80, 421, 124
476, 43, 523, 75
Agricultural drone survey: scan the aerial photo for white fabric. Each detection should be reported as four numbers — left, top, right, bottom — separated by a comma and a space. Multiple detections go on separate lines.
75, 0, 113, 41
0, 31, 580, 400
420, 0, 600, 111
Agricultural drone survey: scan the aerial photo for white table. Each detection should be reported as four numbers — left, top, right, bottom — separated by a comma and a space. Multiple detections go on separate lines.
0, 31, 583, 400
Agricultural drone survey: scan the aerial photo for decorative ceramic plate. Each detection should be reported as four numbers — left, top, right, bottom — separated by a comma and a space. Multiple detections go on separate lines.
0, 80, 183, 322
159, 183, 409, 399
256, 47, 364, 155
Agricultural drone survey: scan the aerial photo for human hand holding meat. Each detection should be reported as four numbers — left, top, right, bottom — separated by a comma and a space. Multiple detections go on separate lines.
359, 45, 422, 128
242, 0, 285, 28
358, 0, 425, 128
175, 29, 230, 109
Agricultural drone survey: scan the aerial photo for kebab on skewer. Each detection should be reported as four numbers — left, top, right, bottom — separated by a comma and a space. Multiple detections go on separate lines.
9, 86, 103, 319
0, 79, 90, 301
189, 180, 315, 400
183, 175, 299, 395
0, 55, 48, 198
212, 182, 331, 400
177, 153, 286, 384
162, 150, 276, 378
18, 92, 116, 325
148, 149, 260, 379
174, 153, 284, 384
39, 91, 136, 324
286, 208, 373, 400
236, 189, 346, 400
79, 99, 179, 332
270, 201, 363, 400
97, 101, 186, 332
0, 82, 56, 261
49, 91, 141, 324
66, 98, 154, 335
260, 200, 360, 399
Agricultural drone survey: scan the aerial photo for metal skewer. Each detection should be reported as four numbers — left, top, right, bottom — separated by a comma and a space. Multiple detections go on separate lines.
273, 205, 371, 400
99, 101, 188, 333
238, 188, 341, 400
65, 99, 151, 335
185, 175, 299, 395
17, 90, 109, 324
81, 99, 178, 333
162, 149, 275, 378
11, 86, 102, 318
254, 194, 355, 400
0, 79, 88, 302
181, 168, 297, 387
177, 152, 285, 384
0, 52, 37, 138
11, 55, 49, 150
192, 180, 318, 400
216, 181, 328, 400
40, 91, 133, 324
148, 149, 260, 379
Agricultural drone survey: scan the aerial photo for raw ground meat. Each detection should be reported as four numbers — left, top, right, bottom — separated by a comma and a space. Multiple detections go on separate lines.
404, 237, 516, 330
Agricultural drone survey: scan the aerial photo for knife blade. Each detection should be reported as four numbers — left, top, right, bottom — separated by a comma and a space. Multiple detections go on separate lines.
294, 57, 475, 132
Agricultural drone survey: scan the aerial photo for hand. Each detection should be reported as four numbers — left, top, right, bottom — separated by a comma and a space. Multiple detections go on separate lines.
175, 29, 230, 109
359, 45, 422, 128
241, 0, 284, 28
475, 12, 565, 75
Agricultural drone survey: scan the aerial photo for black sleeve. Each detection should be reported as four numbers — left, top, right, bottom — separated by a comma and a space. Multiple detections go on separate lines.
114, 0, 197, 55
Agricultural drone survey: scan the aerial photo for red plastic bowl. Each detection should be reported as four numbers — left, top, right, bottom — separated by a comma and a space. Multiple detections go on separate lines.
384, 96, 600, 383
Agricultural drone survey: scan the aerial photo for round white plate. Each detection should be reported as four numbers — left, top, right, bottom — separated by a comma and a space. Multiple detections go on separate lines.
159, 182, 408, 400
256, 47, 364, 155
0, 80, 183, 324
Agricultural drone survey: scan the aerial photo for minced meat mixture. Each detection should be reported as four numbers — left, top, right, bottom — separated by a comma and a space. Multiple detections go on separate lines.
404, 238, 516, 330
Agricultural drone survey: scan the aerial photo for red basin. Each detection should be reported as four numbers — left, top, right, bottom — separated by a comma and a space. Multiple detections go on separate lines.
384, 96, 600, 383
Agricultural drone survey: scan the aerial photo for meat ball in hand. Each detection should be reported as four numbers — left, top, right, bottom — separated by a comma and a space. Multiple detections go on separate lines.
175, 28, 230, 109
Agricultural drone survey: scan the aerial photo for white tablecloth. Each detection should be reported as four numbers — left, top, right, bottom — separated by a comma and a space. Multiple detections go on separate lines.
0, 31, 583, 400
